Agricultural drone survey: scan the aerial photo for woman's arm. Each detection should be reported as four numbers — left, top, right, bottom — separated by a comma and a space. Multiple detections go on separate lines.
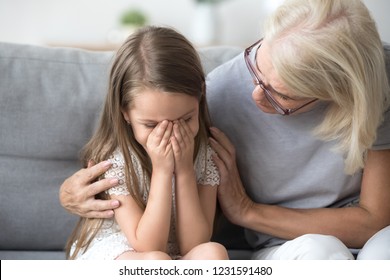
210, 127, 390, 248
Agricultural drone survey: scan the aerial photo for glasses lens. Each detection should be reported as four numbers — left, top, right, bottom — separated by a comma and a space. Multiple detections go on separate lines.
262, 87, 286, 115
245, 53, 258, 85
245, 39, 293, 115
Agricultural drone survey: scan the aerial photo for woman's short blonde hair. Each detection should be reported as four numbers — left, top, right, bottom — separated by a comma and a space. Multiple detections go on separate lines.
264, 0, 390, 173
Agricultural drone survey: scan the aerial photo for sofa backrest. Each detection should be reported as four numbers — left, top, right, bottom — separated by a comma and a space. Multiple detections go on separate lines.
0, 42, 242, 253
0, 43, 113, 252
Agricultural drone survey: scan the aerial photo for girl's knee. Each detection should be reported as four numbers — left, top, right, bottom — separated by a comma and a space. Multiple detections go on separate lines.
185, 242, 229, 260
145, 251, 172, 260
116, 250, 172, 260
200, 242, 229, 259
357, 226, 390, 260
209, 242, 229, 258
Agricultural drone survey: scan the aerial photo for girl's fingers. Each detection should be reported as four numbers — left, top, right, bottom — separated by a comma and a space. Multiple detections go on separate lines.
174, 121, 188, 150
174, 119, 192, 148
149, 120, 173, 147
152, 120, 168, 142
173, 121, 182, 143
160, 121, 173, 147
180, 119, 193, 140
171, 135, 180, 154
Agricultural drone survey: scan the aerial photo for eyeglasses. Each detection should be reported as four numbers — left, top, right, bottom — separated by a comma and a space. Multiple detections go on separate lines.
244, 39, 317, 115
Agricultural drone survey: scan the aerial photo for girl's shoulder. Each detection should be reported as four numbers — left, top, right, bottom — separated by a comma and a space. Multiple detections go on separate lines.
104, 148, 143, 196
107, 148, 141, 171
195, 143, 220, 187
107, 148, 125, 166
104, 149, 128, 196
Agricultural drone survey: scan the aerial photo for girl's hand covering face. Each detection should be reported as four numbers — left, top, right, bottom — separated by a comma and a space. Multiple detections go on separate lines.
171, 119, 195, 174
145, 120, 175, 173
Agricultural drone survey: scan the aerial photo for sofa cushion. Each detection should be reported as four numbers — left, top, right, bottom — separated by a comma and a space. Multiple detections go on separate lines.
0, 43, 113, 251
0, 43, 113, 160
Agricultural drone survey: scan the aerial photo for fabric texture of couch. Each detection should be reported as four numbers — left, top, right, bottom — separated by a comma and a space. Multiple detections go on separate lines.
0, 41, 251, 260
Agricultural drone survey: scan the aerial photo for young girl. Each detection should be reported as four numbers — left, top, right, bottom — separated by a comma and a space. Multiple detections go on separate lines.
65, 26, 228, 260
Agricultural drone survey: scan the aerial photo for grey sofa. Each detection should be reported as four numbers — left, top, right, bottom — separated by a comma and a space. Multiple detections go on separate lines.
0, 41, 251, 260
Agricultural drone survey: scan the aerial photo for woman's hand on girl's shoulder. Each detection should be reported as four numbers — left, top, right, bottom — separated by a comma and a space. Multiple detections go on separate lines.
59, 160, 120, 219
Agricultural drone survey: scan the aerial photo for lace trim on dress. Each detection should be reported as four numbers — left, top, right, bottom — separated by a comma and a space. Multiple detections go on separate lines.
195, 144, 220, 186
104, 150, 146, 197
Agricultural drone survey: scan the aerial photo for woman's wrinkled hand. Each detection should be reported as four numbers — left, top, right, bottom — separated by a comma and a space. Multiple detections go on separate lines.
59, 160, 120, 219
209, 127, 254, 226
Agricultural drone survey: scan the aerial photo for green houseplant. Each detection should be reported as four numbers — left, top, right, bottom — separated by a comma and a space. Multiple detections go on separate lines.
120, 9, 147, 27
118, 9, 147, 41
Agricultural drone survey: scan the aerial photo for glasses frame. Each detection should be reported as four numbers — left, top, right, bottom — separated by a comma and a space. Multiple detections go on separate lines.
244, 39, 317, 115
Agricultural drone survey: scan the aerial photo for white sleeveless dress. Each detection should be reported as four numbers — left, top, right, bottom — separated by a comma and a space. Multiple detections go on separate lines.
70, 144, 219, 259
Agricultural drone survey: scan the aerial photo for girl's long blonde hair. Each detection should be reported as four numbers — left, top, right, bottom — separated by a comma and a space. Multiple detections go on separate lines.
66, 26, 211, 259
264, 0, 390, 174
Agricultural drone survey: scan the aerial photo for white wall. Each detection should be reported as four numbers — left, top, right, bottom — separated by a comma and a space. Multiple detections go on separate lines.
0, 0, 389, 48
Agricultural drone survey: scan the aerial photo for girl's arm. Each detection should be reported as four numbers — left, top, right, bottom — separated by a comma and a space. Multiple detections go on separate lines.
175, 174, 217, 255
112, 169, 172, 252
210, 127, 390, 249
171, 120, 218, 255
113, 120, 175, 252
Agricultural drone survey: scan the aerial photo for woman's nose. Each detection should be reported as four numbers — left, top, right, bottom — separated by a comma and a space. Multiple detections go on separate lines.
252, 84, 266, 100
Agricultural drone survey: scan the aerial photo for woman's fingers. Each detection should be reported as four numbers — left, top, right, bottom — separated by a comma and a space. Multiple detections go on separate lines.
209, 127, 236, 170
78, 160, 112, 185
86, 177, 119, 197
209, 127, 235, 155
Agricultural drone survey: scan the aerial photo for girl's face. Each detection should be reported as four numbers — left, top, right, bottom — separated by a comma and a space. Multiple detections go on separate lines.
122, 89, 200, 148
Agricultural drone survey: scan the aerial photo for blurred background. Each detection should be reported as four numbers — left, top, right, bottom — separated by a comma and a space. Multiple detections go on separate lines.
0, 0, 389, 50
